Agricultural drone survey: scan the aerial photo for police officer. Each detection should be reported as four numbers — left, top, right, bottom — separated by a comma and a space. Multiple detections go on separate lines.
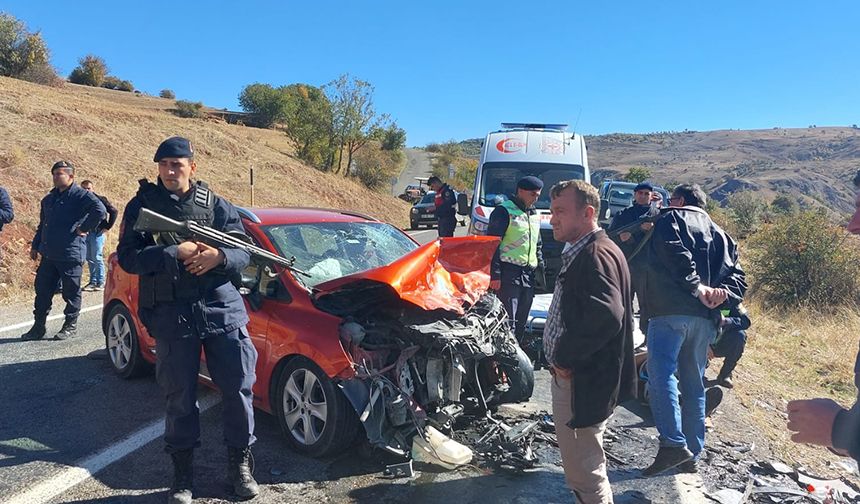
608, 182, 659, 334
116, 137, 259, 503
428, 175, 457, 237
488, 175, 545, 343
21, 161, 106, 341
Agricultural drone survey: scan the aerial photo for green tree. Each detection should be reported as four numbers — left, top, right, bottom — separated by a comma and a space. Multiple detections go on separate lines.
281, 83, 333, 168
159, 89, 175, 99
770, 194, 799, 215
376, 123, 406, 151
0, 13, 49, 78
238, 83, 288, 128
324, 74, 389, 175
68, 54, 108, 87
102, 75, 133, 91
624, 167, 651, 183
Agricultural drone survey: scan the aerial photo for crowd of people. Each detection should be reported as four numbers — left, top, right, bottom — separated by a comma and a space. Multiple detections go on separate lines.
5, 139, 860, 503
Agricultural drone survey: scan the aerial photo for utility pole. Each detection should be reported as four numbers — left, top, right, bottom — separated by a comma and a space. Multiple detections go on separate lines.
250, 166, 255, 206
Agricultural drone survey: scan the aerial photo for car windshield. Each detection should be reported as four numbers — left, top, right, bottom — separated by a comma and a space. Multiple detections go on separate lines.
479, 161, 586, 209
608, 186, 635, 206
418, 192, 436, 204
262, 222, 419, 287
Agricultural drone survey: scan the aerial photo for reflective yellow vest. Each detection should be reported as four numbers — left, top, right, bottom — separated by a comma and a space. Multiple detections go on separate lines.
498, 199, 540, 268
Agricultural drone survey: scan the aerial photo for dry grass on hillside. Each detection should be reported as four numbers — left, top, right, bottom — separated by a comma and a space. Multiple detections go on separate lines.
0, 77, 410, 301
731, 299, 860, 475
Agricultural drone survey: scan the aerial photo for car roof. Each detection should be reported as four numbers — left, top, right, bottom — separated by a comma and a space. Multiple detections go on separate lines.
239, 207, 380, 225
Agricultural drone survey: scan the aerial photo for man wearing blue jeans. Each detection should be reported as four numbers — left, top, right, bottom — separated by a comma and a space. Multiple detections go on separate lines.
641, 184, 746, 476
80, 180, 118, 291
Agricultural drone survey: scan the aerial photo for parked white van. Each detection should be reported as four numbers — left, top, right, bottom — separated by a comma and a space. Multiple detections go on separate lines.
468, 123, 590, 290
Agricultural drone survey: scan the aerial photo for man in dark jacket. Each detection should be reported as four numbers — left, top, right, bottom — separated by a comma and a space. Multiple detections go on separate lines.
641, 184, 747, 476
80, 180, 118, 291
608, 182, 658, 333
117, 137, 259, 503
0, 185, 13, 261
428, 176, 457, 237
488, 175, 545, 343
21, 161, 106, 341
788, 172, 860, 462
543, 179, 636, 503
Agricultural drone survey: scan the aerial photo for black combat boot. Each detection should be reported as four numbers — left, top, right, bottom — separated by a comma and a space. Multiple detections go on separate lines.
227, 446, 259, 499
642, 446, 693, 476
168, 449, 193, 504
21, 316, 47, 340
53, 317, 78, 340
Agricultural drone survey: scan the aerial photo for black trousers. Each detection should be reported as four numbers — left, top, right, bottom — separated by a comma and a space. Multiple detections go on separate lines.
711, 329, 747, 378
33, 259, 82, 320
498, 281, 535, 343
155, 328, 258, 453
437, 217, 456, 238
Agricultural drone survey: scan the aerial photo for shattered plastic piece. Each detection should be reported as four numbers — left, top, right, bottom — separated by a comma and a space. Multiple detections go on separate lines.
764, 461, 795, 475
707, 488, 743, 504
412, 426, 473, 470
382, 460, 414, 479
797, 470, 859, 500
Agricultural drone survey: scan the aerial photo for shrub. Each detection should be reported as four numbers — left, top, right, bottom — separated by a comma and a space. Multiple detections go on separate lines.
18, 62, 63, 87
353, 143, 401, 191
174, 100, 205, 118
101, 75, 133, 91
68, 54, 107, 87
238, 83, 286, 128
747, 210, 860, 309
726, 191, 766, 238
159, 89, 175, 99
0, 13, 49, 78
624, 166, 651, 183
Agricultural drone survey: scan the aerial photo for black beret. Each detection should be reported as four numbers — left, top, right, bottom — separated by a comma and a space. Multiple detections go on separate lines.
51, 160, 74, 172
517, 176, 544, 191
154, 136, 194, 162
634, 182, 654, 192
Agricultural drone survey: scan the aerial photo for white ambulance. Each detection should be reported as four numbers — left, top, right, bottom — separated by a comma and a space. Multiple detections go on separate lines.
468, 123, 590, 289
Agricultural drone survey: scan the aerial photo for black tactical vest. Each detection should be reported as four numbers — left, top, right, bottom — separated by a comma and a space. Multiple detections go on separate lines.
136, 179, 217, 308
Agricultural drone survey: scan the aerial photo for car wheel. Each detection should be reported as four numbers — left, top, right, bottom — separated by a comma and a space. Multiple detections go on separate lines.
275, 357, 359, 457
104, 304, 151, 379
496, 345, 535, 404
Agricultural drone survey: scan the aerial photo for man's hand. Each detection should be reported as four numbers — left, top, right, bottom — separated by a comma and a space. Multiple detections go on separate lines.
619, 231, 632, 242
74, 227, 86, 237
182, 242, 225, 276
787, 398, 844, 447
697, 286, 728, 308
489, 279, 501, 291
176, 241, 198, 261
29, 249, 38, 261
553, 365, 572, 379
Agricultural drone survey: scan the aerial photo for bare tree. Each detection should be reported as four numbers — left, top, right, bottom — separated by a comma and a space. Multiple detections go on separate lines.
324, 74, 389, 176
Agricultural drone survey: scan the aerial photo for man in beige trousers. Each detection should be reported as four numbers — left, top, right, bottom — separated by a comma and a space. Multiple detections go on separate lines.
544, 180, 637, 502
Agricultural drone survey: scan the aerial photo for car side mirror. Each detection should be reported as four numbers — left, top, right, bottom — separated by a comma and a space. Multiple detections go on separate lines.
599, 199, 610, 220
456, 193, 469, 216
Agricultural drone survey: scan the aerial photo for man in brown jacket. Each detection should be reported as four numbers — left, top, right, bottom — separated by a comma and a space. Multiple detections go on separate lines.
544, 180, 637, 503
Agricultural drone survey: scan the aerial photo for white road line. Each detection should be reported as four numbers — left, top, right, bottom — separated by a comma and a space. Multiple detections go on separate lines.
405, 229, 436, 236
0, 304, 104, 335
5, 393, 221, 504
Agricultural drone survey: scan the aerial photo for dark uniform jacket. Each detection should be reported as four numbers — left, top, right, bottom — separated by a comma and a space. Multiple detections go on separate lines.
93, 193, 119, 233
0, 186, 13, 232
32, 183, 106, 262
116, 179, 251, 339
643, 206, 747, 320
608, 203, 658, 262
487, 195, 545, 287
834, 353, 860, 462
434, 184, 457, 224
554, 230, 637, 428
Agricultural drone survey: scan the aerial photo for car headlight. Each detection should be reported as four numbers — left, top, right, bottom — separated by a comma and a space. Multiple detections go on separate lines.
411, 208, 419, 214
474, 220, 488, 232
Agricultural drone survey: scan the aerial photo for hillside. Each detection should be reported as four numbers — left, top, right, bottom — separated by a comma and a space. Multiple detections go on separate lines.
0, 77, 411, 297
455, 127, 860, 213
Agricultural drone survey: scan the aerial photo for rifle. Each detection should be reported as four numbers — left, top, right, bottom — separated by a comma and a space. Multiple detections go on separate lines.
133, 208, 310, 277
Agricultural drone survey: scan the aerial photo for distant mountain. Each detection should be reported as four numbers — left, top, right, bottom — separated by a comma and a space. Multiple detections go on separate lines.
441, 127, 860, 213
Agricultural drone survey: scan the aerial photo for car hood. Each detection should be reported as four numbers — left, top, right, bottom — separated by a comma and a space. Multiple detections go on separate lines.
313, 236, 500, 315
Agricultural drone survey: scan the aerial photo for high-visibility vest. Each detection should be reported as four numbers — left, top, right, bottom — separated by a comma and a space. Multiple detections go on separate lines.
498, 199, 540, 268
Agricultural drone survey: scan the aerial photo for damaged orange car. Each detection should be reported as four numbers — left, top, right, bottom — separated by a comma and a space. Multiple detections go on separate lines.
102, 208, 534, 456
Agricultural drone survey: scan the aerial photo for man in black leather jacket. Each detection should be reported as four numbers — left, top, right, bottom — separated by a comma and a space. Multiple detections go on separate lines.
641, 184, 747, 476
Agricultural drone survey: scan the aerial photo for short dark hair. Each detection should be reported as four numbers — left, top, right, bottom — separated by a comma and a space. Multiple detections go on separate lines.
427, 176, 442, 185
673, 184, 707, 208
80, 179, 93, 187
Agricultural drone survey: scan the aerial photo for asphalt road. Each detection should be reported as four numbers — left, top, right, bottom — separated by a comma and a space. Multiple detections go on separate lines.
0, 239, 706, 503
393, 149, 434, 198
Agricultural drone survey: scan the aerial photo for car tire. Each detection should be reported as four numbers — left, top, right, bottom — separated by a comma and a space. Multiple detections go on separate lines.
496, 345, 535, 404
104, 304, 151, 379
275, 356, 359, 457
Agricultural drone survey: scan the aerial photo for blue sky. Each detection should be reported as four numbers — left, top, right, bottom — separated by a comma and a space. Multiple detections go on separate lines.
5, 1, 859, 146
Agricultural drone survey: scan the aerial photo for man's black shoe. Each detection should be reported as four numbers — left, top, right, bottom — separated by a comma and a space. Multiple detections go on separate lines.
642, 446, 693, 476
227, 446, 259, 499
21, 323, 47, 340
678, 459, 697, 473
705, 386, 724, 417
716, 373, 734, 389
54, 318, 77, 340
169, 449, 193, 504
